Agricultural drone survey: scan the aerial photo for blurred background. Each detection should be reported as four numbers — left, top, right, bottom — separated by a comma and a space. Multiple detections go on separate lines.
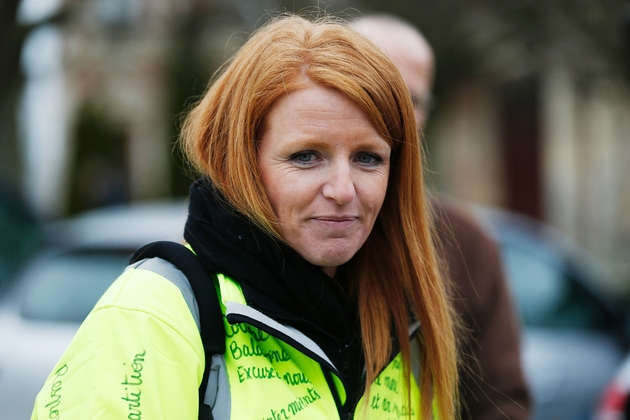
3, 0, 630, 293
2, 0, 630, 419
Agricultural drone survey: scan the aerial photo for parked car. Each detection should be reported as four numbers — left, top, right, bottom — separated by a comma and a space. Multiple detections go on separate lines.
0, 200, 187, 420
477, 207, 629, 420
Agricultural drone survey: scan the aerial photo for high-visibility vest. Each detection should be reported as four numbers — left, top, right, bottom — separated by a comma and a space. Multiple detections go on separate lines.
31, 257, 423, 419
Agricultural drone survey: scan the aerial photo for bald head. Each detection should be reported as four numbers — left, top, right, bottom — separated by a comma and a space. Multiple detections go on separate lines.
351, 15, 434, 129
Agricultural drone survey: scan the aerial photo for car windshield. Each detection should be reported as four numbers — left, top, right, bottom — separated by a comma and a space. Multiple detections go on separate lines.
19, 250, 128, 322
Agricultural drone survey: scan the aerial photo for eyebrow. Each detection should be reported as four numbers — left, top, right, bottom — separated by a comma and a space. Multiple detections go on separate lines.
283, 134, 390, 150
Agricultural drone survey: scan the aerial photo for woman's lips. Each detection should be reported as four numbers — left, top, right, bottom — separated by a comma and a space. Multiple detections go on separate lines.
312, 216, 358, 229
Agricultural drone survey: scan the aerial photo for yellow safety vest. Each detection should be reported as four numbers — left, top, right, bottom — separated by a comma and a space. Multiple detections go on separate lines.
30, 257, 422, 419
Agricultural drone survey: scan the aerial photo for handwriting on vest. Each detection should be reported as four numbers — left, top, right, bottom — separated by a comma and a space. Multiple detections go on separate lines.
225, 323, 270, 341
45, 364, 68, 419
262, 387, 322, 420
228, 322, 323, 417
236, 365, 311, 386
367, 355, 416, 418
229, 337, 290, 363
121, 350, 146, 420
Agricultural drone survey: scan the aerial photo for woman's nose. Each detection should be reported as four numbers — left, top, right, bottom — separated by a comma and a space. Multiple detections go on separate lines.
322, 163, 356, 205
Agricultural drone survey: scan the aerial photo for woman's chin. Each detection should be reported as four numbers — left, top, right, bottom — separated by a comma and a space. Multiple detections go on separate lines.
301, 244, 360, 274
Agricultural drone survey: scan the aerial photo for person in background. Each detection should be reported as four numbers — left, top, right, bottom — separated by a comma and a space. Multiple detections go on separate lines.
31, 14, 460, 419
352, 15, 532, 420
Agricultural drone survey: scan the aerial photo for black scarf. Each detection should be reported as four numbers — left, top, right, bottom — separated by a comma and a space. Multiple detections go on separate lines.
183, 179, 363, 406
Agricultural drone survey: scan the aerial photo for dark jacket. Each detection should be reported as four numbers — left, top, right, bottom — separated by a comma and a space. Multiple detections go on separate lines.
433, 195, 531, 420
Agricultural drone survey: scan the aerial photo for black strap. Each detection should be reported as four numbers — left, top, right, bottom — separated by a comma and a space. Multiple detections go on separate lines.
130, 241, 225, 420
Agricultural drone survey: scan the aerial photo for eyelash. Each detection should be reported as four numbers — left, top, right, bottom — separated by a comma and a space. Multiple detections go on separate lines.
292, 152, 317, 163
356, 153, 383, 165
289, 151, 384, 167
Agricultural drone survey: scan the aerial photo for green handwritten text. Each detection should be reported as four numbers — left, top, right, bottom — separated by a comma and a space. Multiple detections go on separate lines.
121, 350, 146, 420
229, 338, 290, 364
262, 387, 322, 419
45, 364, 68, 419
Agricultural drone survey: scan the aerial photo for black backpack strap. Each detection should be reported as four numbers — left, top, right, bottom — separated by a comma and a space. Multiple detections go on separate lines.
130, 241, 225, 420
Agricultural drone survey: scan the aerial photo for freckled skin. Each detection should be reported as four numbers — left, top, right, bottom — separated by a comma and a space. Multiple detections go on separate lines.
258, 83, 391, 277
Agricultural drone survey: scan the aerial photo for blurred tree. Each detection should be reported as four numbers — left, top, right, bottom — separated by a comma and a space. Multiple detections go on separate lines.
67, 104, 129, 215
165, 1, 223, 197
358, 0, 629, 94
0, 180, 44, 283
0, 0, 28, 188
0, 0, 47, 273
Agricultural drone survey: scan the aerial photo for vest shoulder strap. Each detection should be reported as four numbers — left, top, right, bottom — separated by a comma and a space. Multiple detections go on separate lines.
129, 241, 225, 420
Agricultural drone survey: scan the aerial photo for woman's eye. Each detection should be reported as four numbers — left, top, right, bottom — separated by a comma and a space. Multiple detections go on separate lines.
297, 153, 312, 162
291, 152, 316, 163
357, 153, 381, 165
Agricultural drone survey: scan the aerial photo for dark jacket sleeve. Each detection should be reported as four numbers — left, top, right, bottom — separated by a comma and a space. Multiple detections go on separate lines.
432, 195, 531, 420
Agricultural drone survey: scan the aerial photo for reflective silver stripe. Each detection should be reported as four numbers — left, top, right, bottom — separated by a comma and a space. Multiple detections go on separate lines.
129, 257, 231, 419
225, 301, 337, 370
408, 320, 421, 336
132, 257, 201, 329
205, 354, 231, 419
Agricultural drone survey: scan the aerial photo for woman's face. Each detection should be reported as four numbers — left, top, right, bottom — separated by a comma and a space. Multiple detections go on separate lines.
258, 83, 391, 277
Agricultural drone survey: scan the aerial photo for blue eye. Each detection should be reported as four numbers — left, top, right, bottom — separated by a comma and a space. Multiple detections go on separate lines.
291, 152, 316, 163
296, 153, 313, 162
357, 153, 381, 165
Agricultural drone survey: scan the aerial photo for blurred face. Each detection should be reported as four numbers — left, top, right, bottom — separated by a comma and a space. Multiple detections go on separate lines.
351, 20, 435, 130
398, 48, 433, 130
258, 83, 391, 277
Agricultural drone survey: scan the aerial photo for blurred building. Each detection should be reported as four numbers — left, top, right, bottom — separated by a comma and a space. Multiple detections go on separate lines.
14, 0, 630, 290
400, 1, 630, 292
19, 0, 192, 218
16, 0, 359, 218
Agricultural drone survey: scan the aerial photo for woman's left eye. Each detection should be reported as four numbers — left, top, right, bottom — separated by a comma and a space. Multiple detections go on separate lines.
290, 152, 317, 164
296, 153, 314, 162
356, 153, 382, 165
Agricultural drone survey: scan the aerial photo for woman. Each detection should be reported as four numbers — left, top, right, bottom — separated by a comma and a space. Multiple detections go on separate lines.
31, 14, 459, 419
